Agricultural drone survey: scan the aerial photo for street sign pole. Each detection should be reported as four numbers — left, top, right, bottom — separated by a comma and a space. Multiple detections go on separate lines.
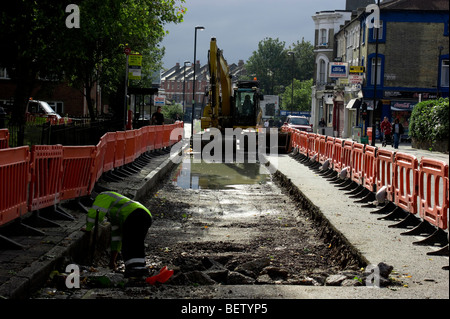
124, 47, 130, 130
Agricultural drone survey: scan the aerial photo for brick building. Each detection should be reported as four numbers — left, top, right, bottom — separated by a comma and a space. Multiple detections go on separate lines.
160, 60, 246, 119
0, 67, 100, 117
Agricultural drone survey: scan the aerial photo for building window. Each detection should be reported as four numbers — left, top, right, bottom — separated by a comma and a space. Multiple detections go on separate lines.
371, 57, 382, 86
442, 59, 449, 87
319, 59, 327, 84
320, 29, 327, 45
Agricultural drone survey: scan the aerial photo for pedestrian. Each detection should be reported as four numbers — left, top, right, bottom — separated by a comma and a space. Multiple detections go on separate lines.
392, 118, 404, 149
151, 106, 165, 125
380, 116, 392, 146
319, 117, 326, 127
264, 119, 269, 128
84, 191, 153, 278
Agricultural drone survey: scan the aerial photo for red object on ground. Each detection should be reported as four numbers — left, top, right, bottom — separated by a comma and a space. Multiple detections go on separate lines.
145, 266, 174, 285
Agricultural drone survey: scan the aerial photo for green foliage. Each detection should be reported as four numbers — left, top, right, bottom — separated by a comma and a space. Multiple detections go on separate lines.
409, 98, 449, 142
245, 38, 314, 96
281, 79, 313, 111
161, 103, 183, 121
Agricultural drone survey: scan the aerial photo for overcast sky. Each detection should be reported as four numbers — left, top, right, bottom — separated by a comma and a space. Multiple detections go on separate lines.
160, 0, 347, 69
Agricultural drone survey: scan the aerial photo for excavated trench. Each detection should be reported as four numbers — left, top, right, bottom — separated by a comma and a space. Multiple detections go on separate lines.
32, 155, 390, 299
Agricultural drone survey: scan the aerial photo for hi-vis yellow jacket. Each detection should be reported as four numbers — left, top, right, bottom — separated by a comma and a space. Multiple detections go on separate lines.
86, 191, 152, 252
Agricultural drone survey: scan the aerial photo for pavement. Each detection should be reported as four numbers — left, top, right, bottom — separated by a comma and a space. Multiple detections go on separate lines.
0, 125, 448, 300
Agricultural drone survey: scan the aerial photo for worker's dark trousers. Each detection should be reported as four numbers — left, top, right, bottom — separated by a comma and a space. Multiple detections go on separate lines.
121, 209, 152, 271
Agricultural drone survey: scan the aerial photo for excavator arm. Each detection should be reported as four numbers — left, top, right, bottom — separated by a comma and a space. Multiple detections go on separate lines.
201, 38, 233, 131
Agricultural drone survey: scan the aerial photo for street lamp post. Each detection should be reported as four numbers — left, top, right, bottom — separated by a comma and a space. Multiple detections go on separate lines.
191, 26, 205, 143
371, 0, 380, 147
183, 60, 190, 118
288, 51, 295, 115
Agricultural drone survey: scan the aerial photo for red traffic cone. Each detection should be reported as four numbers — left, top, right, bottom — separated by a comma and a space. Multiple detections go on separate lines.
145, 266, 174, 285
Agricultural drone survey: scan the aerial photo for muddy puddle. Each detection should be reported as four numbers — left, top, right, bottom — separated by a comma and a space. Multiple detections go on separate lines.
171, 156, 271, 190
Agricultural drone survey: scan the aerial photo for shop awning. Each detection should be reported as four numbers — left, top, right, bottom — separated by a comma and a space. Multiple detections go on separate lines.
346, 98, 362, 109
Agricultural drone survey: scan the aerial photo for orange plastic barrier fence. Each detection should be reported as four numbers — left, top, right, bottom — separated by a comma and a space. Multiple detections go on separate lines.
114, 131, 126, 168
60, 146, 96, 201
0, 129, 9, 149
91, 136, 107, 193
139, 126, 149, 155
154, 126, 163, 150
341, 140, 353, 178
376, 149, 395, 202
147, 126, 156, 151
317, 135, 327, 164
299, 131, 308, 156
351, 143, 365, 185
163, 125, 172, 148
124, 130, 137, 165
332, 138, 344, 173
324, 136, 335, 164
307, 133, 317, 159
0, 146, 30, 226
28, 145, 63, 212
418, 158, 449, 230
394, 152, 419, 215
363, 145, 377, 192
102, 132, 117, 173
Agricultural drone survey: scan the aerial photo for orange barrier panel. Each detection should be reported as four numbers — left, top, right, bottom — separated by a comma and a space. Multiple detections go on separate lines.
332, 138, 344, 173
317, 135, 327, 164
324, 136, 335, 163
0, 129, 9, 149
102, 132, 117, 172
394, 152, 419, 215
418, 158, 449, 230
376, 149, 396, 202
341, 140, 353, 178
60, 146, 96, 201
90, 136, 107, 193
134, 128, 143, 159
154, 126, 163, 150
139, 126, 149, 155
28, 145, 63, 212
351, 143, 365, 185
307, 133, 317, 159
147, 126, 156, 151
0, 146, 30, 226
163, 124, 173, 148
114, 131, 126, 168
124, 130, 137, 165
363, 145, 377, 192
299, 131, 308, 156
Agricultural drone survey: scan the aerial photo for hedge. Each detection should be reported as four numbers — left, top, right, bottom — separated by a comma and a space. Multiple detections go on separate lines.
409, 97, 449, 143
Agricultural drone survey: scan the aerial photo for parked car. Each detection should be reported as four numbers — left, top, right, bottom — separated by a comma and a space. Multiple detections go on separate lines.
26, 99, 62, 120
282, 115, 313, 132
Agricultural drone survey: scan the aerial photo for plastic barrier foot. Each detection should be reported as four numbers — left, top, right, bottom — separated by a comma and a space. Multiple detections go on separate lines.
377, 206, 408, 221
370, 202, 396, 215
388, 213, 421, 229
0, 234, 25, 250
427, 244, 448, 257
413, 228, 448, 247
354, 192, 376, 204
346, 185, 365, 196
400, 220, 437, 236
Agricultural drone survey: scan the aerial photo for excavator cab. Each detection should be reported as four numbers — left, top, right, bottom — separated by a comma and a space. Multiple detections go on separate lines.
232, 80, 262, 129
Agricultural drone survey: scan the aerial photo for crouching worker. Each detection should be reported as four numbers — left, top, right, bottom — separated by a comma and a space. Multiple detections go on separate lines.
85, 191, 153, 278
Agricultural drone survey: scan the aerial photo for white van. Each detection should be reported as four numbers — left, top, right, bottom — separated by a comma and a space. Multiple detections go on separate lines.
26, 99, 62, 120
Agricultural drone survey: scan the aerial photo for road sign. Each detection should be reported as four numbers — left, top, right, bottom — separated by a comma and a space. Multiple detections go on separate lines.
124, 47, 131, 55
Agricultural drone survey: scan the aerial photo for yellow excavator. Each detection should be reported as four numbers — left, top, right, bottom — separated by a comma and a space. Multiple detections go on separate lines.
201, 37, 263, 132
200, 37, 290, 153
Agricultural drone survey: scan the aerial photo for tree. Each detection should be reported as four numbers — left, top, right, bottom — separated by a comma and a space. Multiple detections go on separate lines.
282, 78, 313, 112
245, 38, 289, 95
0, 1, 68, 126
0, 0, 186, 127
245, 37, 315, 96
61, 0, 186, 121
